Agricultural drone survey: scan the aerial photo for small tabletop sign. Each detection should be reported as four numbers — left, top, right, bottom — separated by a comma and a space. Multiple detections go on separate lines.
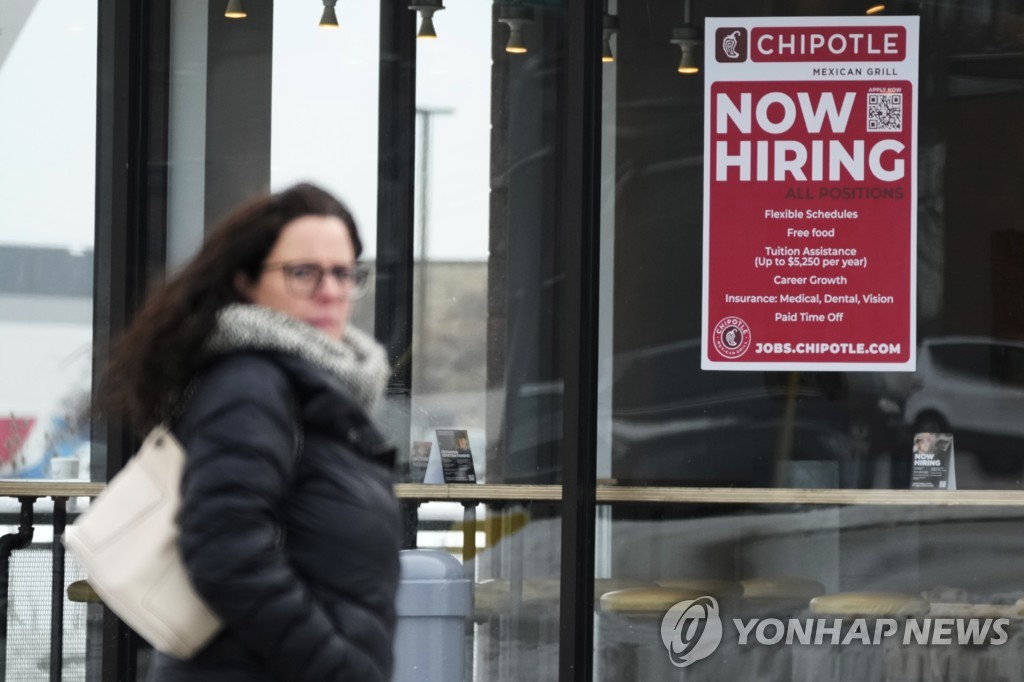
910, 432, 956, 490
409, 441, 432, 483
436, 429, 477, 484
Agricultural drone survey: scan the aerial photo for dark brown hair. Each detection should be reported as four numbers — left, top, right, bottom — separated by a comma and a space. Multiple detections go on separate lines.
99, 182, 360, 432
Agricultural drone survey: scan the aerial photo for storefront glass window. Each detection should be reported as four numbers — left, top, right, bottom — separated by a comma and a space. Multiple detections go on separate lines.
407, 3, 571, 678
0, 0, 96, 482
596, 502, 1024, 680
167, 0, 381, 275
407, 0, 492, 483
596, 1, 1024, 679
270, 1, 381, 258
603, 0, 1024, 492
162, 3, 573, 677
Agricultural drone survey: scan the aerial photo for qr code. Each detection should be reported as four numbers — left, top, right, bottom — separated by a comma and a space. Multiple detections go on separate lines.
867, 92, 903, 132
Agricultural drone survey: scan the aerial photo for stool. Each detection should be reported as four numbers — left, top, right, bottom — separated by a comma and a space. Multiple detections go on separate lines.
473, 578, 562, 682
739, 577, 826, 617
600, 586, 706, 616
475, 577, 653, 617
595, 578, 651, 602
906, 602, 1023, 681
474, 578, 510, 621
742, 576, 825, 602
592, 578, 654, 679
722, 577, 828, 681
599, 587, 709, 681
473, 579, 509, 681
808, 592, 929, 617
67, 579, 104, 678
655, 578, 744, 599
67, 579, 102, 604
793, 592, 930, 682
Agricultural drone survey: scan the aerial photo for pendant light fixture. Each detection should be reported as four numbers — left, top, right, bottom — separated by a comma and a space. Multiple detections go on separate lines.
224, 0, 246, 19
866, 4, 886, 14
410, 0, 444, 39
602, 7, 619, 63
498, 4, 534, 55
320, 0, 340, 29
671, 27, 700, 73
670, 0, 701, 74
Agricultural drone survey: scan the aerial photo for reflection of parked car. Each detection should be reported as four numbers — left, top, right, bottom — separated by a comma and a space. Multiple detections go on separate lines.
610, 340, 906, 488
905, 337, 1024, 473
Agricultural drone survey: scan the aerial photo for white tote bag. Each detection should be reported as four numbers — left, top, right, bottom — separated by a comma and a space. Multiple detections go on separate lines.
63, 425, 223, 659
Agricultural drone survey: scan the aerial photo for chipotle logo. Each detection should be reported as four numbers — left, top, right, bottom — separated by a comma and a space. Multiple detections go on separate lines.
750, 26, 906, 62
715, 27, 747, 62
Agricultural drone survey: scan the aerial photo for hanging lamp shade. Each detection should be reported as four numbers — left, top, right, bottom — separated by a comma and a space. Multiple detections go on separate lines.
677, 44, 699, 73
602, 37, 615, 63
410, 1, 444, 39
224, 0, 246, 19
498, 5, 534, 54
671, 26, 701, 74
602, 13, 619, 63
320, 0, 339, 29
417, 13, 438, 38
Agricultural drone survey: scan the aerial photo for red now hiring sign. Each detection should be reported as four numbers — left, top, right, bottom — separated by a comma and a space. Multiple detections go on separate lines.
701, 16, 919, 371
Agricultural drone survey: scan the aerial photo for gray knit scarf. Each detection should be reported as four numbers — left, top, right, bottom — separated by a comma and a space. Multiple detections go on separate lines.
205, 304, 390, 413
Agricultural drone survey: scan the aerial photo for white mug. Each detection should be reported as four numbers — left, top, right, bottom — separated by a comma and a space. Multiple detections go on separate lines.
50, 457, 81, 479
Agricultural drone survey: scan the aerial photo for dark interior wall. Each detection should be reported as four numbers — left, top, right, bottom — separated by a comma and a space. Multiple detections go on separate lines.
611, 0, 719, 355
489, 8, 565, 484
991, 229, 1024, 340
916, 1, 1024, 339
204, 2, 273, 230
943, 93, 1024, 337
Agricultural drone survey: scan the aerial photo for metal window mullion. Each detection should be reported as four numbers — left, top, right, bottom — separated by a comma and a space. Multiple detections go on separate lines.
94, 0, 168, 679
375, 3, 417, 387
558, 0, 603, 680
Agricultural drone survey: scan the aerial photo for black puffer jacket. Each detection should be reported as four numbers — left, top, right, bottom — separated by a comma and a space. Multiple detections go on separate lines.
148, 305, 400, 682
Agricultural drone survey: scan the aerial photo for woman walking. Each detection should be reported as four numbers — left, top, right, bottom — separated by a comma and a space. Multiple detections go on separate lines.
100, 183, 400, 681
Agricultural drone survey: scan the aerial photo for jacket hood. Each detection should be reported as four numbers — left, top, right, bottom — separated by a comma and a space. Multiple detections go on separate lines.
204, 303, 390, 414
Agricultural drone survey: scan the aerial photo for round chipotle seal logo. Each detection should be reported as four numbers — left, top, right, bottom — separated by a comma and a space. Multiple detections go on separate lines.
713, 317, 751, 358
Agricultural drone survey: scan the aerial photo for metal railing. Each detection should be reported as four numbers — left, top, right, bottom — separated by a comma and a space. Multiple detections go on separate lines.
0, 483, 102, 681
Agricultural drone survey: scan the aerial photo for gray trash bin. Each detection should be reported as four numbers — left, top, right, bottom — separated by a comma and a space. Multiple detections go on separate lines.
393, 549, 472, 682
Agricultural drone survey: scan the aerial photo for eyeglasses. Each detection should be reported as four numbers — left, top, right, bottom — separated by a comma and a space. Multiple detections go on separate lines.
261, 261, 370, 299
